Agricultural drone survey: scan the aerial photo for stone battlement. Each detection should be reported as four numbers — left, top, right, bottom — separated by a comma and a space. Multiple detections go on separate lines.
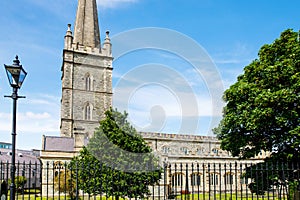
140, 132, 219, 142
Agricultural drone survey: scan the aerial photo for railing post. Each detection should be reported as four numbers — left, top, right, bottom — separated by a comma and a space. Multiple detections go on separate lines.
219, 163, 221, 200
76, 162, 79, 200
202, 163, 205, 200
168, 163, 172, 199
64, 162, 67, 199
229, 162, 232, 199
22, 161, 25, 197
185, 163, 189, 199
235, 162, 237, 198
239, 162, 243, 199
28, 161, 31, 200
208, 163, 210, 200
46, 161, 49, 199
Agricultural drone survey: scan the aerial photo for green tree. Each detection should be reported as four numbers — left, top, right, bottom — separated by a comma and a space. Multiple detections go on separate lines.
54, 169, 76, 199
70, 108, 161, 199
15, 176, 27, 192
215, 29, 300, 161
214, 29, 300, 196
8, 176, 27, 192
242, 161, 299, 197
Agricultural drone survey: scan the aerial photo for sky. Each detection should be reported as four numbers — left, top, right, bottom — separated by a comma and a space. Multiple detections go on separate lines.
0, 0, 299, 150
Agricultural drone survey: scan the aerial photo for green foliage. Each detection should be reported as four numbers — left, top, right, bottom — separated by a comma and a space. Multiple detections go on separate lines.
214, 29, 300, 196
8, 176, 27, 190
243, 161, 299, 199
214, 29, 300, 161
15, 176, 27, 189
70, 108, 162, 199
54, 168, 76, 199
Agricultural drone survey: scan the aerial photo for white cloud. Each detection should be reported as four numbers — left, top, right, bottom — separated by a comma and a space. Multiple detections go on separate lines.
97, 0, 138, 8
20, 112, 51, 120
212, 42, 256, 66
113, 80, 224, 135
26, 95, 60, 108
0, 111, 59, 133
112, 53, 225, 135
0, 111, 59, 150
26, 0, 75, 18
0, 93, 60, 150
114, 84, 222, 117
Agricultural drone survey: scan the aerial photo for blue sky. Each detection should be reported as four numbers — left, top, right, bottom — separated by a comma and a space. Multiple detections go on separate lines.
0, 0, 299, 150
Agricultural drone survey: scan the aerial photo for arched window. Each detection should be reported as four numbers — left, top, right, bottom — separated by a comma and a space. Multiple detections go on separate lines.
212, 148, 219, 155
54, 161, 64, 170
209, 173, 219, 185
172, 173, 184, 187
240, 174, 248, 184
162, 146, 170, 154
84, 133, 89, 140
85, 74, 91, 91
224, 173, 234, 185
54, 161, 64, 177
196, 147, 204, 155
191, 173, 202, 186
180, 147, 189, 155
84, 103, 92, 120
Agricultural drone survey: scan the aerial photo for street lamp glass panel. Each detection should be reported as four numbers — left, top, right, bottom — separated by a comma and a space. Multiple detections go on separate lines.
4, 60, 27, 88
17, 67, 27, 88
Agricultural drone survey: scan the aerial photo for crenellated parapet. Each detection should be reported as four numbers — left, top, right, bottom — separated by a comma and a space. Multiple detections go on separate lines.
141, 132, 219, 142
64, 24, 112, 58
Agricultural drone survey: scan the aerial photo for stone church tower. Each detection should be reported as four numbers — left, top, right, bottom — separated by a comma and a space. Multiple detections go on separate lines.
60, 0, 113, 139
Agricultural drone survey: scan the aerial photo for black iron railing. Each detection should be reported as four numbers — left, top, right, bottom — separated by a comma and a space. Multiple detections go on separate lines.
0, 161, 299, 199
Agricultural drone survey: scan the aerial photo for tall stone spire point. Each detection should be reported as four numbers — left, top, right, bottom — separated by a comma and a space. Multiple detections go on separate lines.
73, 0, 101, 49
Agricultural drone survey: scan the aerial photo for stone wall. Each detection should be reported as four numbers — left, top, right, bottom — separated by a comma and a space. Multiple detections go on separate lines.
60, 39, 113, 138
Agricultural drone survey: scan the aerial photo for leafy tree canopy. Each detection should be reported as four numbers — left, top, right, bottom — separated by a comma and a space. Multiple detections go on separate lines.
54, 169, 76, 199
8, 176, 27, 190
214, 29, 300, 162
70, 108, 161, 198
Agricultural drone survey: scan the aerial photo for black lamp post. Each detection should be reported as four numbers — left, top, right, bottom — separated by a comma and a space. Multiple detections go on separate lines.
4, 55, 27, 200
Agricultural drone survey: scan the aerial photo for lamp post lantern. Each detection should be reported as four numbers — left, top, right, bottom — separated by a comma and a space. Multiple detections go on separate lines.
4, 55, 27, 200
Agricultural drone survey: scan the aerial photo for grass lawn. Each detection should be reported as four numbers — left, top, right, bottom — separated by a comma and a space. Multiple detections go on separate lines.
4, 192, 286, 200
6, 194, 125, 200
178, 193, 286, 200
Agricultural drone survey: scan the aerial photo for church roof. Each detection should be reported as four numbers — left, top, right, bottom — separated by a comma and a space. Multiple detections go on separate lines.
0, 148, 40, 164
42, 136, 74, 152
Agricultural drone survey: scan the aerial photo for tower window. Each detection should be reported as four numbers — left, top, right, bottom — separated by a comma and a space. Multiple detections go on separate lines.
85, 104, 92, 120
85, 133, 89, 140
85, 75, 91, 91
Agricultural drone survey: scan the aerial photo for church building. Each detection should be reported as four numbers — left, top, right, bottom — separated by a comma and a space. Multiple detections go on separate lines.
39, 0, 266, 196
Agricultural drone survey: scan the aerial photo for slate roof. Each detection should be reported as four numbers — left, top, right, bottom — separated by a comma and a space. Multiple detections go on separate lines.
43, 136, 74, 152
0, 148, 40, 164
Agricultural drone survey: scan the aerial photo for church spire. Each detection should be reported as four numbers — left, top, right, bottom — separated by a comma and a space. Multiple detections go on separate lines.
73, 0, 101, 49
